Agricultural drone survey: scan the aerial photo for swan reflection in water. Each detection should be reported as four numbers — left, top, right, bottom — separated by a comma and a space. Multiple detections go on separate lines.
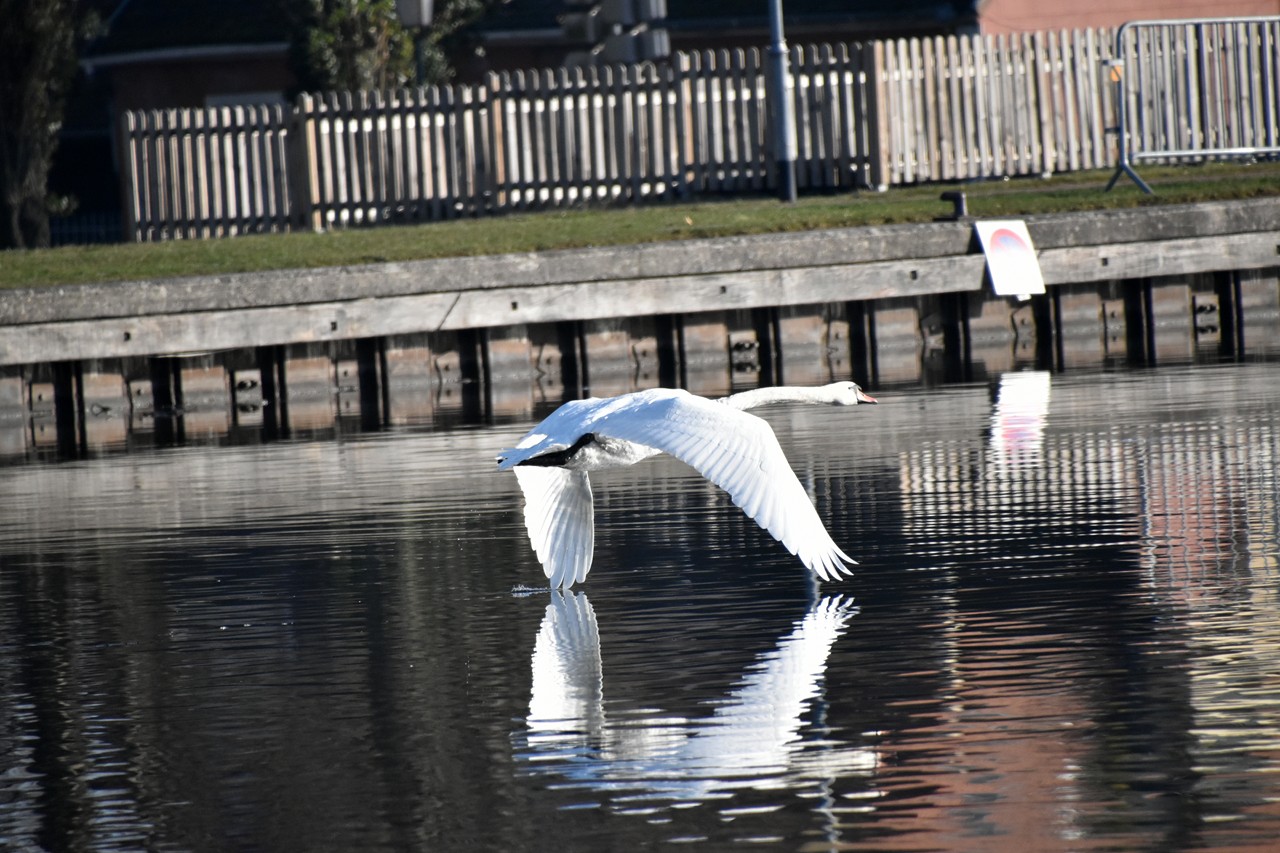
515, 593, 876, 805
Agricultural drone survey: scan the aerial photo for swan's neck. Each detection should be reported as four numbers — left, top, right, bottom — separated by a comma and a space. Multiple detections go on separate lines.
719, 386, 828, 411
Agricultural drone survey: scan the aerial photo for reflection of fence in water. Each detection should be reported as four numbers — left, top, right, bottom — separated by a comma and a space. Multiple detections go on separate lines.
1138, 418, 1279, 589
897, 400, 1280, 590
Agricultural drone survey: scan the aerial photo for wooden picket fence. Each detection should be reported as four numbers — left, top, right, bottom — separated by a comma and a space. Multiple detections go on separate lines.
877, 28, 1115, 183
122, 29, 1122, 241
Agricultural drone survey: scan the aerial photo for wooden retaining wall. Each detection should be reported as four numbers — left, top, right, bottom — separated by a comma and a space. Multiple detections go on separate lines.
2, 200, 1278, 459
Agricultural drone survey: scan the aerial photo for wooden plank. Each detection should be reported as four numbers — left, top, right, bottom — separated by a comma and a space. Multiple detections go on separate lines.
833, 42, 856, 187
171, 109, 189, 234
642, 63, 662, 199
310, 95, 330, 225
717, 49, 733, 190
288, 93, 316, 231
207, 107, 227, 234
921, 37, 943, 181
792, 45, 812, 188
343, 91, 364, 221
863, 40, 891, 190
603, 65, 624, 199
638, 64, 654, 198
460, 81, 481, 213
982, 35, 1001, 176
1246, 24, 1264, 148
242, 105, 261, 231
748, 48, 767, 190
672, 54, 692, 197
423, 86, 443, 219
942, 36, 963, 179
188, 108, 208, 237
459, 83, 478, 212
684, 53, 704, 193
1034, 31, 1052, 174
1016, 34, 1035, 175
337, 92, 356, 222
549, 67, 569, 202
745, 47, 762, 191
956, 37, 978, 179
1266, 22, 1280, 149
657, 61, 677, 198
121, 112, 142, 241
1091, 28, 1111, 169
1021, 33, 1046, 176
1044, 28, 1064, 171
720, 50, 738, 190
1057, 29, 1077, 173
253, 105, 272, 231
489, 76, 511, 211
1224, 23, 1243, 150
709, 50, 728, 191
587, 65, 610, 200
613, 63, 633, 197
483, 76, 505, 212
441, 83, 462, 217
661, 62, 682, 198
815, 43, 834, 188
894, 39, 913, 183
532, 69, 551, 204
357, 90, 376, 221
568, 66, 588, 202
803, 43, 824, 188
148, 110, 166, 236
390, 89, 411, 217
175, 108, 194, 237
906, 37, 925, 181
131, 110, 150, 240
157, 110, 175, 237
0, 255, 989, 366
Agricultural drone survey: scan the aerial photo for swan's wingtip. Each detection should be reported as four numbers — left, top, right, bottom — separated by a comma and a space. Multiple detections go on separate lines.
809, 552, 858, 582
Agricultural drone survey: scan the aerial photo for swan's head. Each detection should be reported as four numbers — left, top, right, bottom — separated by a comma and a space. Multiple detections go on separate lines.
822, 381, 878, 406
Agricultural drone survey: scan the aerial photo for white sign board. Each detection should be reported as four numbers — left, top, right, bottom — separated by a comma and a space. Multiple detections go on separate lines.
974, 220, 1045, 301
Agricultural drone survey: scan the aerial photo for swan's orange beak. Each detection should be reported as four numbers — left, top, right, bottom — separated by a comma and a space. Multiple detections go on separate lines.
857, 389, 878, 404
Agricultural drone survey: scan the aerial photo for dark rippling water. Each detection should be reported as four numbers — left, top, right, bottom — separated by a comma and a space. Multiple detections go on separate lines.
2, 361, 1279, 852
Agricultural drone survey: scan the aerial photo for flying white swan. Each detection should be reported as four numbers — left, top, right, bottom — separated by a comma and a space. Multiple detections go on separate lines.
497, 381, 877, 588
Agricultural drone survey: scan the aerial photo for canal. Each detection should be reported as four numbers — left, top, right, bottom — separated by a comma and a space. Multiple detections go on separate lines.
2, 353, 1278, 851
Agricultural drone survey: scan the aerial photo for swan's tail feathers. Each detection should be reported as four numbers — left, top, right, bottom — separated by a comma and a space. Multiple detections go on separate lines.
514, 467, 596, 589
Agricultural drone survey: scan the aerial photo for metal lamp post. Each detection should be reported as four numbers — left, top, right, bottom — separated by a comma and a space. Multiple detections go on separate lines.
767, 0, 797, 202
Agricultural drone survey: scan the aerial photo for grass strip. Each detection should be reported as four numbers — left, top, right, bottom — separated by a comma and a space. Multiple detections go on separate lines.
3, 162, 1279, 291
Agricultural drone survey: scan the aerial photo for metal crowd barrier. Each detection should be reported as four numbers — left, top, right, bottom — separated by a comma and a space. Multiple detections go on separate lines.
1107, 16, 1280, 192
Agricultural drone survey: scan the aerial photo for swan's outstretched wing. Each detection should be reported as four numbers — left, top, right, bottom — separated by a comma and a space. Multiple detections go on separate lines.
590, 389, 855, 580
514, 467, 595, 588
